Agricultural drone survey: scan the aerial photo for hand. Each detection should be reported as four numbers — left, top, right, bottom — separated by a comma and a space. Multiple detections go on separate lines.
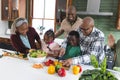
108, 34, 115, 48
62, 58, 72, 67
59, 48, 65, 57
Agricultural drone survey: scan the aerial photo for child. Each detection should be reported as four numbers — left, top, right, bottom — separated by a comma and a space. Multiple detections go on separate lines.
10, 17, 42, 54
61, 30, 81, 60
41, 29, 60, 58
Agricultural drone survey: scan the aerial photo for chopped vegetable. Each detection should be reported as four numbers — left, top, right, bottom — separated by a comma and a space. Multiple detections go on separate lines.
32, 64, 43, 69
29, 50, 47, 58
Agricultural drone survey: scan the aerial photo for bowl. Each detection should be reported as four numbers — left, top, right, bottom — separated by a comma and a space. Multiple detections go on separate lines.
27, 50, 47, 63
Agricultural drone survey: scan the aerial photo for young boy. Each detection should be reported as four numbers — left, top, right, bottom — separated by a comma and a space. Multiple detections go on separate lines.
62, 30, 81, 59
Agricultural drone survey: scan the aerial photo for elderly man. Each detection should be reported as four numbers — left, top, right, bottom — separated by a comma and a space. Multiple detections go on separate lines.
60, 17, 105, 66
55, 5, 82, 38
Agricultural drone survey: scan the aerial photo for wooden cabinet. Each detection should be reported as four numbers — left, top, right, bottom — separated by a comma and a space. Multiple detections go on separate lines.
117, 0, 120, 30
0, 37, 11, 44
1, 0, 26, 21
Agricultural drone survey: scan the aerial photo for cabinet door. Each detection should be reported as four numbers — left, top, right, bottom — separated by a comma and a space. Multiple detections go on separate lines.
1, 0, 26, 21
1, 0, 9, 20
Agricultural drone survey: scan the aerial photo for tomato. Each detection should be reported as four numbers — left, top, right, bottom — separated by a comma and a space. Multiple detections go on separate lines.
44, 61, 50, 66
48, 59, 54, 64
44, 59, 54, 66
58, 68, 66, 77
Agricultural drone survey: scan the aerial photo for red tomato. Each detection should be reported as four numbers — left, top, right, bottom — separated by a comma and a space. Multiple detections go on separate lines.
58, 68, 66, 77
77, 65, 82, 73
44, 61, 50, 66
44, 59, 54, 66
48, 59, 54, 64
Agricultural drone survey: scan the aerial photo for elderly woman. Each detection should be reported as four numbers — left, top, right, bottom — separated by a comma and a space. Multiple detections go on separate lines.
10, 17, 41, 54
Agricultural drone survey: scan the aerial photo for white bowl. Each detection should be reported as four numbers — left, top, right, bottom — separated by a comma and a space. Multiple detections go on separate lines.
27, 53, 46, 63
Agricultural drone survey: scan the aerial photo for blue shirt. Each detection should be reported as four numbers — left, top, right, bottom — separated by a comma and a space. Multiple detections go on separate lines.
20, 35, 31, 49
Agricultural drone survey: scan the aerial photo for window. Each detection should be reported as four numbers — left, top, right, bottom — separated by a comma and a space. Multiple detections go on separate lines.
32, 0, 56, 36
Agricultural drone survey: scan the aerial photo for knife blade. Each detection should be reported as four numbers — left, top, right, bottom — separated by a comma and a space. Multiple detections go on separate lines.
47, 46, 52, 51
57, 56, 64, 62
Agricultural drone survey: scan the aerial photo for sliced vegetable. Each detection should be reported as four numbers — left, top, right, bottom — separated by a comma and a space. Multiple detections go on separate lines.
29, 50, 47, 58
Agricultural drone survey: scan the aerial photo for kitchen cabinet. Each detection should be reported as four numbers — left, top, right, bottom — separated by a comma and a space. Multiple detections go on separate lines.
0, 37, 11, 44
1, 0, 26, 21
0, 37, 16, 50
117, 0, 120, 30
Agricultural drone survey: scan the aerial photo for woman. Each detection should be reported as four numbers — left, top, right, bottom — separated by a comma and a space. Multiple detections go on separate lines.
10, 17, 41, 54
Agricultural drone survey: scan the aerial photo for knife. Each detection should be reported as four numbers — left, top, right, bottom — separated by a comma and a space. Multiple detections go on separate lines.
57, 56, 64, 62
47, 46, 52, 51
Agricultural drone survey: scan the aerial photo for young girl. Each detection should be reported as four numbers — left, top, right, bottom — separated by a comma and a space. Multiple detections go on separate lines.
10, 17, 42, 54
61, 30, 81, 60
41, 29, 60, 58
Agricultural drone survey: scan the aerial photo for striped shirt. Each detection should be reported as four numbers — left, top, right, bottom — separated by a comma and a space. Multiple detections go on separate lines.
61, 27, 105, 65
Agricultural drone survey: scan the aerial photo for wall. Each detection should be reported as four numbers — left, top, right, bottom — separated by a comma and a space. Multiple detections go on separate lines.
73, 0, 118, 28
73, 0, 120, 43
0, 0, 8, 35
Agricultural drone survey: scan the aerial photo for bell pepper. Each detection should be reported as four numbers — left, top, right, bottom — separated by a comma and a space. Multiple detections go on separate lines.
58, 68, 66, 77
72, 65, 80, 75
48, 65, 55, 74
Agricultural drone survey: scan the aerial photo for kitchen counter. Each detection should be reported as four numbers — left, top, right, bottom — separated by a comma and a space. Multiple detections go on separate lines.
0, 48, 120, 80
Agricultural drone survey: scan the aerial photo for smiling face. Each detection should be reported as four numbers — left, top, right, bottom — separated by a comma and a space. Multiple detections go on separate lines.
67, 31, 80, 46
66, 6, 77, 24
44, 30, 54, 44
44, 34, 54, 44
68, 35, 79, 46
16, 23, 29, 36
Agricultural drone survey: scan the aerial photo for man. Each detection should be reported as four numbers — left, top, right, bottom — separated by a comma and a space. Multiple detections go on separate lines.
55, 6, 82, 38
108, 34, 120, 66
60, 17, 105, 66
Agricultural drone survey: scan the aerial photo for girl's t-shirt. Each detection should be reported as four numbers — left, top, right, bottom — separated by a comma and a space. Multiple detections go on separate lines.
41, 40, 60, 54
62, 44, 81, 59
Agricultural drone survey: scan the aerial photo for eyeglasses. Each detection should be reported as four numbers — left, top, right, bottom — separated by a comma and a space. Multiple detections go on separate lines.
80, 27, 90, 31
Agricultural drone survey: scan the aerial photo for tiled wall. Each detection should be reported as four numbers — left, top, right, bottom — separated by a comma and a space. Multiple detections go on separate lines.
73, 0, 120, 44
73, 0, 118, 28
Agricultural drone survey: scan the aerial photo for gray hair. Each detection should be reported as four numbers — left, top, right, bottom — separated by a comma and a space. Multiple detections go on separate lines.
11, 17, 28, 34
